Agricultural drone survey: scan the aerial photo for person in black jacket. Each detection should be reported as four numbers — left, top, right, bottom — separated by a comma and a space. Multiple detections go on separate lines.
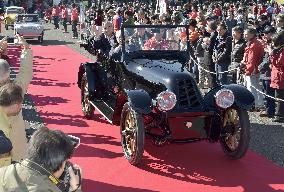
259, 26, 276, 118
231, 26, 246, 83
0, 130, 12, 155
213, 22, 232, 85
85, 21, 118, 57
207, 21, 218, 87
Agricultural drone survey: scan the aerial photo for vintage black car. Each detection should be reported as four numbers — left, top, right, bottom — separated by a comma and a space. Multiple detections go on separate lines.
78, 25, 255, 165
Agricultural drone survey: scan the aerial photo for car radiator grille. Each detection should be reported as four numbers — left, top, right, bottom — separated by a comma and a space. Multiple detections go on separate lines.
177, 79, 200, 108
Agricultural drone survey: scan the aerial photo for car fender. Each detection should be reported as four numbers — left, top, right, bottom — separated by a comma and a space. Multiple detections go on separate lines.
77, 62, 97, 93
203, 84, 255, 111
126, 89, 152, 114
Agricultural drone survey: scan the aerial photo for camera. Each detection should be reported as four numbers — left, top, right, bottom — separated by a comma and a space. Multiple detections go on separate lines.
59, 161, 81, 192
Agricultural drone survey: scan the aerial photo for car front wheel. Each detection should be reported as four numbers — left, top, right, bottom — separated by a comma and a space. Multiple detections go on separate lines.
81, 73, 94, 119
121, 102, 145, 165
220, 107, 250, 159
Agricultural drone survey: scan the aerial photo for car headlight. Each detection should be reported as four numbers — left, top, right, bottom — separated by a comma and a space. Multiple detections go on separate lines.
156, 91, 177, 111
215, 89, 235, 109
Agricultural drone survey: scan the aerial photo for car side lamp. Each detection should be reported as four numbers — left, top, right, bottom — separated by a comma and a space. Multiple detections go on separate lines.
156, 91, 177, 111
215, 89, 235, 109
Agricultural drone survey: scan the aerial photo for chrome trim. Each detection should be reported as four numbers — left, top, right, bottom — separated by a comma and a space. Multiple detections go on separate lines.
90, 101, 113, 124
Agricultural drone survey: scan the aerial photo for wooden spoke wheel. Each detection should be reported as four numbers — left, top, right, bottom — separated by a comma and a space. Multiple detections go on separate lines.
120, 102, 145, 165
220, 107, 250, 159
81, 73, 94, 119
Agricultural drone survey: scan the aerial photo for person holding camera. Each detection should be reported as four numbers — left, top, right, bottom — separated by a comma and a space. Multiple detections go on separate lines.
0, 127, 82, 192
0, 35, 33, 163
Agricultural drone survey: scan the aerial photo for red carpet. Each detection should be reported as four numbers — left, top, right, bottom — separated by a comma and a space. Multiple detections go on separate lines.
8, 45, 284, 192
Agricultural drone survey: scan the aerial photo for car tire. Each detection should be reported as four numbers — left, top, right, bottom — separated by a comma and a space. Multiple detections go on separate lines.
220, 107, 250, 160
81, 73, 94, 119
120, 102, 145, 165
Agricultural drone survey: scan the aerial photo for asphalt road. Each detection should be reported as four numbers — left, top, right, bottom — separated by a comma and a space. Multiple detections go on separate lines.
2, 22, 284, 167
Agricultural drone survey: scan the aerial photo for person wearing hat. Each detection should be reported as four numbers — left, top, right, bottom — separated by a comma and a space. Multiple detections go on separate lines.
259, 26, 276, 118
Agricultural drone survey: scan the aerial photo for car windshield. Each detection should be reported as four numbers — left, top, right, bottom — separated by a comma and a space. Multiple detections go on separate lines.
7, 8, 24, 14
17, 15, 39, 22
122, 25, 189, 52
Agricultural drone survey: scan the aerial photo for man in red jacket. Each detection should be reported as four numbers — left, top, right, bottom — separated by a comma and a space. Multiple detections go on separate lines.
61, 4, 68, 33
71, 3, 79, 39
52, 5, 60, 29
243, 27, 265, 110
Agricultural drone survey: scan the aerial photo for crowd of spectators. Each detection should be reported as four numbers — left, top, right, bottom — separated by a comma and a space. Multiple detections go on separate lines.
0, 0, 284, 191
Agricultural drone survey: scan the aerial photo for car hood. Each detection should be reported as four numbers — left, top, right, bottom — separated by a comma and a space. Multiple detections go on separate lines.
126, 59, 194, 91
125, 58, 203, 110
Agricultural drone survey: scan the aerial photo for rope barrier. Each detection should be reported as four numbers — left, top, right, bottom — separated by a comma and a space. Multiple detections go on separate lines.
189, 57, 284, 102
249, 84, 284, 102
190, 57, 239, 75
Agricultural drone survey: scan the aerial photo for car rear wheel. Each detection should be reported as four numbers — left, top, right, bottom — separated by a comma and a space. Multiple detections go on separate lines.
220, 107, 250, 159
121, 102, 145, 165
81, 73, 94, 119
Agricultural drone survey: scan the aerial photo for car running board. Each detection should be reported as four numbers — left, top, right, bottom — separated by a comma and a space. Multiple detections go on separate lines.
90, 100, 114, 124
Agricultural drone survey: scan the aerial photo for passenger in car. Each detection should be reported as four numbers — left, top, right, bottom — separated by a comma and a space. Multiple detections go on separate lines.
89, 21, 118, 58
143, 30, 170, 50
128, 25, 152, 52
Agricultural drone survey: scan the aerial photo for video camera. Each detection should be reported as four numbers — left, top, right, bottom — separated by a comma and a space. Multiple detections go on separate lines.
59, 161, 82, 192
